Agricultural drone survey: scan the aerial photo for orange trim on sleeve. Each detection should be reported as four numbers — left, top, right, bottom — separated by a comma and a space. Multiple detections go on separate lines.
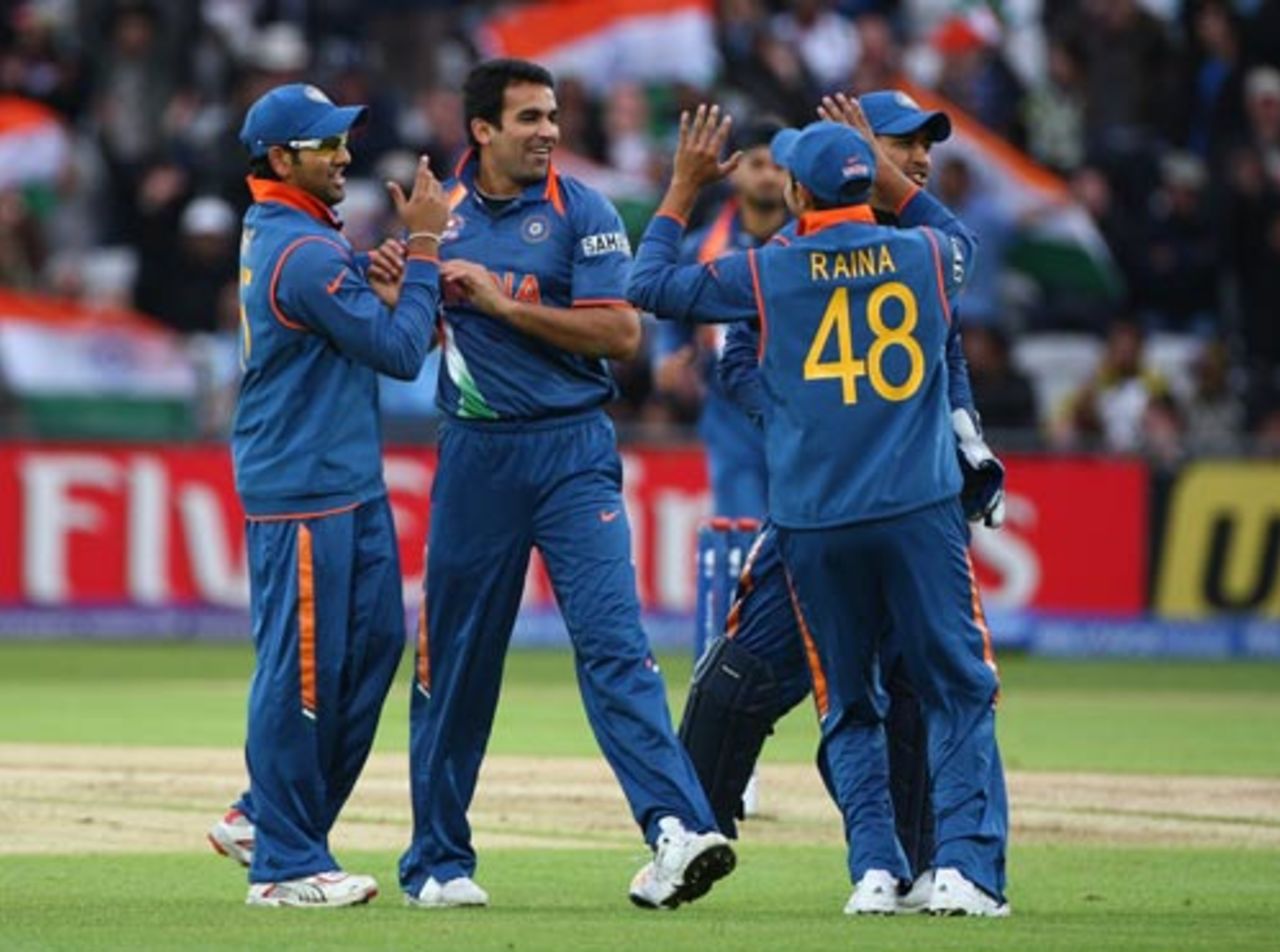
268, 235, 349, 331
297, 525, 317, 716
572, 298, 632, 307
245, 501, 361, 523
416, 590, 431, 693
921, 228, 952, 326
657, 210, 688, 228
784, 570, 829, 719
407, 252, 439, 263
747, 249, 767, 359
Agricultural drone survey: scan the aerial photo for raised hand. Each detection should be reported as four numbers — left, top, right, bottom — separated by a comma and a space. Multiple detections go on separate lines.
817, 93, 874, 142
386, 155, 450, 237
672, 104, 742, 192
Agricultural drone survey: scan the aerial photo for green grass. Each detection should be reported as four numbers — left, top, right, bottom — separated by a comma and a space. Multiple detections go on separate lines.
2, 643, 1279, 949
1, 643, 1278, 775
3, 845, 1278, 951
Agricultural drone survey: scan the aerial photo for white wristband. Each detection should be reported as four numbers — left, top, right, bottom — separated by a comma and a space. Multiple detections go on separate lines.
406, 231, 442, 243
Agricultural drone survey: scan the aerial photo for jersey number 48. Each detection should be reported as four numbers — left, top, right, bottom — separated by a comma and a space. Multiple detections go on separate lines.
802, 282, 924, 405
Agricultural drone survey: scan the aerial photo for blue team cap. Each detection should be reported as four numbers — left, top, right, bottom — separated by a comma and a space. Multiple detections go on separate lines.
771, 121, 876, 206
239, 83, 368, 158
769, 127, 799, 167
860, 90, 951, 142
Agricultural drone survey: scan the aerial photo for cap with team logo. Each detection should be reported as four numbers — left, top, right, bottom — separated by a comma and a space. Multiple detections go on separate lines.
860, 90, 951, 142
239, 83, 368, 158
769, 120, 876, 206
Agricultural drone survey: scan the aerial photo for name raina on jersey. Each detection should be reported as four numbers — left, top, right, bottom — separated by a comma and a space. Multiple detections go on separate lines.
807, 244, 897, 282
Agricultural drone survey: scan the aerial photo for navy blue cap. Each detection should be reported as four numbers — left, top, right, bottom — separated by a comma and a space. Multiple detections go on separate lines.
860, 90, 951, 141
770, 121, 875, 206
239, 83, 367, 158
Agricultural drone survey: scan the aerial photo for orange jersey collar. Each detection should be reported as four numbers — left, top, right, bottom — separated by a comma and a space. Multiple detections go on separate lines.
247, 177, 342, 230
796, 204, 877, 237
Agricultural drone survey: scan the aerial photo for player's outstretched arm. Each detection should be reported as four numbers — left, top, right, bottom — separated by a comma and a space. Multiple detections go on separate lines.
629, 104, 759, 324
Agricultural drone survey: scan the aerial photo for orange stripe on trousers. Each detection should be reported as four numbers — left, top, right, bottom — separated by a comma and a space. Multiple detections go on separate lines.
784, 571, 829, 719
416, 590, 430, 692
965, 550, 998, 674
297, 525, 317, 714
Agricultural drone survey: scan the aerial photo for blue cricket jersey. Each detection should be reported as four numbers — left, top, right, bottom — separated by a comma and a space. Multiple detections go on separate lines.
651, 199, 771, 457
628, 188, 976, 529
435, 152, 634, 421
233, 178, 440, 517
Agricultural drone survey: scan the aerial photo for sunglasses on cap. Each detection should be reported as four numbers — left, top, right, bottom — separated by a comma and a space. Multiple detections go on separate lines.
285, 132, 349, 153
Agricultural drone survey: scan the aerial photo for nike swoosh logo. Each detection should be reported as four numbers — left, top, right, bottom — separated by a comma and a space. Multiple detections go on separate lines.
599, 509, 620, 523
325, 268, 347, 295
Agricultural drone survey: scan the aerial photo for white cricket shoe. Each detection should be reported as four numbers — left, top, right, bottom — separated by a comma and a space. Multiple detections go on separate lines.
843, 869, 900, 915
207, 808, 254, 868
629, 816, 736, 910
742, 771, 760, 818
246, 871, 378, 908
928, 867, 1010, 917
405, 876, 490, 909
897, 869, 934, 914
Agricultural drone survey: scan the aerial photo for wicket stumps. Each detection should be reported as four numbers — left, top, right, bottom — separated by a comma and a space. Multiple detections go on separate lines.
693, 517, 762, 659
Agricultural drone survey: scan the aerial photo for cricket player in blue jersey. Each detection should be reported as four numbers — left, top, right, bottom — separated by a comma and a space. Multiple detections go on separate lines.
203, 83, 450, 908
397, 59, 733, 911
678, 92, 1006, 902
650, 118, 789, 521
629, 103, 1009, 917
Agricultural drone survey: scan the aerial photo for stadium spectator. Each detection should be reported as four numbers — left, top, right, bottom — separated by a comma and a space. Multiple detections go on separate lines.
135, 194, 238, 335
933, 155, 1015, 330
770, 0, 861, 94
1055, 318, 1170, 452
1132, 152, 1220, 335
1185, 340, 1246, 455
964, 325, 1039, 432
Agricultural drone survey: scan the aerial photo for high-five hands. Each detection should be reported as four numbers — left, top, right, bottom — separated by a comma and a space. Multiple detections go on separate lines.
672, 104, 742, 192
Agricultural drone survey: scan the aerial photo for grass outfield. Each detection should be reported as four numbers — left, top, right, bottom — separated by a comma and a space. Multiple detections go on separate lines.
2, 642, 1279, 950
6, 846, 1279, 951
1, 643, 1278, 775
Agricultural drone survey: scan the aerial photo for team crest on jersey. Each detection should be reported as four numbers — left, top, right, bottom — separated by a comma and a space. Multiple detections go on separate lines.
442, 213, 464, 243
521, 214, 551, 243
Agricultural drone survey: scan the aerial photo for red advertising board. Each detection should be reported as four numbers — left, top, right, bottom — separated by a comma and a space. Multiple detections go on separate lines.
0, 444, 1145, 617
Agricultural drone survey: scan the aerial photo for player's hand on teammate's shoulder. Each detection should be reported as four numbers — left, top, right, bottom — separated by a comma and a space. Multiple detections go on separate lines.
672, 104, 742, 193
386, 155, 450, 239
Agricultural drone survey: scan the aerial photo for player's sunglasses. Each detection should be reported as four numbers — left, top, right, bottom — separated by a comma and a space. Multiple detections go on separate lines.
286, 133, 349, 154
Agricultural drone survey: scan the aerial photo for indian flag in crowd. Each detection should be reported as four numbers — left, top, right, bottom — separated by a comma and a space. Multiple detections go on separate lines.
0, 96, 70, 191
899, 80, 1125, 301
476, 0, 718, 94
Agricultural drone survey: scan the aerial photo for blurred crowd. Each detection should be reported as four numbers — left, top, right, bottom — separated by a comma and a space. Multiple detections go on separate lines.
1, 0, 1279, 458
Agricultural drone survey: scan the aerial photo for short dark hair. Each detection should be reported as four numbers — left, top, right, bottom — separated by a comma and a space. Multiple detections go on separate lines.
730, 116, 785, 154
463, 58, 555, 147
248, 153, 286, 180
